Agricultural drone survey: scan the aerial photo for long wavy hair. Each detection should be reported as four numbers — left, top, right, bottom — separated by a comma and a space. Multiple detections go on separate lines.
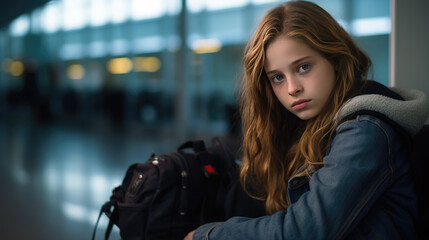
239, 0, 371, 214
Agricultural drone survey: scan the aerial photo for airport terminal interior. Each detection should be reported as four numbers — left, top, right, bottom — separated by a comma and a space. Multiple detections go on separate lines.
0, 0, 390, 239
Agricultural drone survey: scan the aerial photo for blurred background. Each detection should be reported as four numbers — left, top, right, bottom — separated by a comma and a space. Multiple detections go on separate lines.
0, 0, 395, 239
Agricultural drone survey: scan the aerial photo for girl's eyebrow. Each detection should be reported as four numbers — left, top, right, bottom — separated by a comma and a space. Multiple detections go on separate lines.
265, 56, 312, 76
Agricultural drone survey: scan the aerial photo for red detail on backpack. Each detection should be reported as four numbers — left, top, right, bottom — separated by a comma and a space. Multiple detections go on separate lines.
204, 165, 216, 174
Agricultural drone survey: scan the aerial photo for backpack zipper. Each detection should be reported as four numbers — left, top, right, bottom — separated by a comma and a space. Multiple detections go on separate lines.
179, 169, 188, 216
173, 152, 189, 216
129, 173, 144, 196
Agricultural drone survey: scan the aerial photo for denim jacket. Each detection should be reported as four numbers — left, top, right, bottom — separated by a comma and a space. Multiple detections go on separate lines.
193, 83, 429, 240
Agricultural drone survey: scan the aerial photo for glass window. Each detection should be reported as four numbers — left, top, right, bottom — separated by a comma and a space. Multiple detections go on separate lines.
130, 0, 166, 20
62, 0, 88, 31
9, 14, 30, 37
2, 0, 392, 138
111, 0, 129, 24
251, 0, 281, 4
206, 0, 248, 11
89, 0, 109, 27
41, 1, 62, 33
187, 0, 205, 13
166, 0, 181, 15
188, 0, 249, 12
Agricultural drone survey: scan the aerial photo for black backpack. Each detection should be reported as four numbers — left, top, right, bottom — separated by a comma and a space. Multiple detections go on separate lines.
92, 136, 266, 240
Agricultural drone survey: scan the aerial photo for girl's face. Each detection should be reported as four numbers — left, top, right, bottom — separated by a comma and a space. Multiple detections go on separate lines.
264, 36, 336, 120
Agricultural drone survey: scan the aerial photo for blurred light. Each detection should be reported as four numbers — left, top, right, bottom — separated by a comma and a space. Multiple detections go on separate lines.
167, 36, 181, 52
133, 57, 162, 72
133, 36, 165, 54
10, 61, 25, 77
62, 202, 115, 231
90, 175, 109, 205
41, 1, 61, 33
187, 0, 204, 12
89, 0, 109, 27
192, 39, 222, 54
64, 172, 85, 192
188, 0, 250, 12
107, 58, 133, 74
131, 0, 165, 20
251, 0, 280, 4
88, 41, 107, 58
67, 64, 85, 80
111, 0, 129, 23
351, 17, 391, 37
110, 39, 130, 56
60, 43, 85, 60
30, 8, 42, 34
206, 0, 248, 11
9, 14, 30, 37
166, 0, 182, 15
63, 0, 88, 31
62, 202, 88, 222
44, 165, 60, 193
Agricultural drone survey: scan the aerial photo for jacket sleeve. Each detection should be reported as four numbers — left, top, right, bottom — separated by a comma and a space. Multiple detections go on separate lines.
193, 116, 394, 240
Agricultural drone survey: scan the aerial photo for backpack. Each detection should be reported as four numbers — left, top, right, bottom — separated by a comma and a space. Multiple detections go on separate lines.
91, 136, 266, 240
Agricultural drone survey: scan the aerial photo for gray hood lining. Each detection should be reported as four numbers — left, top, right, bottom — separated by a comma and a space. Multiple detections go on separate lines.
337, 88, 429, 136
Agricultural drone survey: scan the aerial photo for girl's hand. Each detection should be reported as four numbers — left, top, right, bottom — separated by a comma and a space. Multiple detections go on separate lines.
184, 230, 195, 240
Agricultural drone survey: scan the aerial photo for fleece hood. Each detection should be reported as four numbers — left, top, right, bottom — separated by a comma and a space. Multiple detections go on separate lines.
337, 82, 429, 136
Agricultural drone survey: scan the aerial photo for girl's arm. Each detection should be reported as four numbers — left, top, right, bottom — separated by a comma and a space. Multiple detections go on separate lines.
192, 116, 394, 240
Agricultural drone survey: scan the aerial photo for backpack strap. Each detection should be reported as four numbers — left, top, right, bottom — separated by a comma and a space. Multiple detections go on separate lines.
178, 140, 206, 153
91, 200, 117, 240
91, 185, 123, 240
91, 207, 104, 240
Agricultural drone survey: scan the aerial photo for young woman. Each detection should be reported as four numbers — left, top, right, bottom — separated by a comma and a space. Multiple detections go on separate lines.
185, 1, 429, 239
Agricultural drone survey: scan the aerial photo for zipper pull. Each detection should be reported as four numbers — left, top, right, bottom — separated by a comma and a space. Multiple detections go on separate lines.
179, 170, 188, 216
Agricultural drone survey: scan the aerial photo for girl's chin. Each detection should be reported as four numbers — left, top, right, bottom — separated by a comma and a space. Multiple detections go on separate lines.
294, 110, 319, 121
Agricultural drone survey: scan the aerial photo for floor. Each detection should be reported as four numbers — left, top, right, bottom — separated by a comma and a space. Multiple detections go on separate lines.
0, 116, 199, 240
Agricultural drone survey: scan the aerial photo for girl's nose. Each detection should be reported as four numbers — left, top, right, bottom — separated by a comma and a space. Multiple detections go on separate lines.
287, 77, 303, 96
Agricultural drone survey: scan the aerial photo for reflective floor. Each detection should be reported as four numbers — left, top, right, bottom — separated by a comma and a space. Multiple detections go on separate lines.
0, 116, 198, 239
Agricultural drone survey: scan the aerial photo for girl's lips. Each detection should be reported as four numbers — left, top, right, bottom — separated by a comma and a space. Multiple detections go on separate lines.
292, 99, 311, 110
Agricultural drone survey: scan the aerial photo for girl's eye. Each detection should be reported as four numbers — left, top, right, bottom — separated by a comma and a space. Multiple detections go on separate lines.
298, 64, 310, 73
271, 75, 284, 83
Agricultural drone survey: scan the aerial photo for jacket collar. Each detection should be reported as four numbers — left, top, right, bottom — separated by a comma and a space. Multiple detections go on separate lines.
336, 81, 429, 136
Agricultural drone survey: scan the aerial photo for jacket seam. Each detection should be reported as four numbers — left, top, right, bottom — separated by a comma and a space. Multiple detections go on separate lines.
369, 225, 383, 240
335, 118, 359, 132
334, 116, 393, 239
359, 116, 395, 185
334, 168, 390, 240
205, 223, 222, 240
339, 115, 395, 184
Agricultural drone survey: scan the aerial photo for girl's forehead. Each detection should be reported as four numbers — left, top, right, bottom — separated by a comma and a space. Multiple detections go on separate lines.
265, 38, 317, 65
